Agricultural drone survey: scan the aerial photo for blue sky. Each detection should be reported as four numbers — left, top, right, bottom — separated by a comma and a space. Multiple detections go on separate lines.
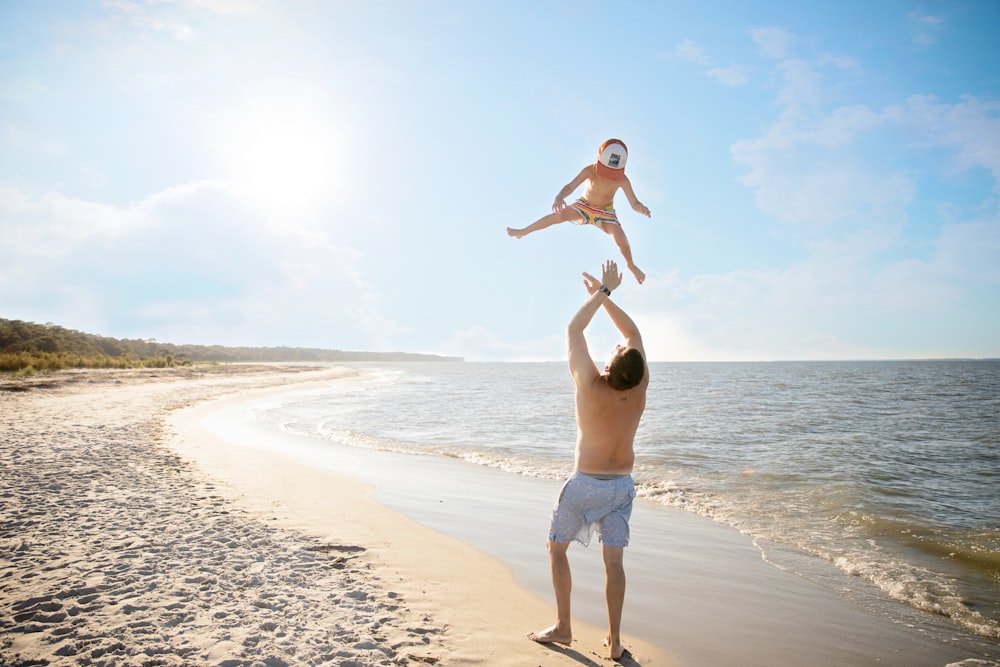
2, 1, 998, 361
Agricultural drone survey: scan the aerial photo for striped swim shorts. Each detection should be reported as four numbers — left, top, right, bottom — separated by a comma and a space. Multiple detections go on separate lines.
569, 198, 620, 230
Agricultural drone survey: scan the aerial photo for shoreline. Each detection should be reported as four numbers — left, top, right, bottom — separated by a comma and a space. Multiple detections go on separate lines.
1, 366, 672, 666
3, 365, 997, 666
183, 366, 1000, 667
166, 367, 674, 665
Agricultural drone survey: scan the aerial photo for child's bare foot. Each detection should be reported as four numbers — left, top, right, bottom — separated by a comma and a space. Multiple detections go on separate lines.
629, 264, 645, 284
507, 227, 525, 238
528, 624, 572, 646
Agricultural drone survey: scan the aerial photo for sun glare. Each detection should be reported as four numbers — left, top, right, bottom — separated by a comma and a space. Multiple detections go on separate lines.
224, 99, 340, 210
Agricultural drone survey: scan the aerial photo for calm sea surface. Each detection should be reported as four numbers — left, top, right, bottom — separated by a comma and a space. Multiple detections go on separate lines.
252, 360, 1000, 640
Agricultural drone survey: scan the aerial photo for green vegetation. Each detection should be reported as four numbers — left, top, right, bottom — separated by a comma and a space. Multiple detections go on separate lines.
0, 319, 461, 375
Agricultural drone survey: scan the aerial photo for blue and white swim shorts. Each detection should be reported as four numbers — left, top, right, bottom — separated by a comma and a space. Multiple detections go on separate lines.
548, 471, 635, 547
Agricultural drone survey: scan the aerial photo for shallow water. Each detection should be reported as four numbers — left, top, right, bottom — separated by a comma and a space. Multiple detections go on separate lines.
250, 359, 1000, 641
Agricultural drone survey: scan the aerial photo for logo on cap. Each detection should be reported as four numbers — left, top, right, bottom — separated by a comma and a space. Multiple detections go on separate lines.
596, 141, 628, 180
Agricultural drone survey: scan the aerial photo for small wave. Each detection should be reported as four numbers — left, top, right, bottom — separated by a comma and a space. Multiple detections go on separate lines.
308, 424, 571, 482
834, 554, 1000, 640
634, 476, 1000, 641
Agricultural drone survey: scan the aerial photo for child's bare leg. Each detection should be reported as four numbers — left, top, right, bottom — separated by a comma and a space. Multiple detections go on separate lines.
507, 208, 579, 238
605, 223, 645, 284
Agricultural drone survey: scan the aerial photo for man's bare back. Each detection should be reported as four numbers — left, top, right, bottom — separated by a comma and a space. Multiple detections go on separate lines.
573, 359, 647, 475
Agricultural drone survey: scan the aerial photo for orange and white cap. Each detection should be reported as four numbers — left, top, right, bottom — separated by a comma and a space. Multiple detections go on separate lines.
595, 140, 628, 180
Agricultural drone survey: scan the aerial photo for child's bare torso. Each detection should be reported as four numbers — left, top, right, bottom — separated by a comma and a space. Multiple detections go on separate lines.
580, 167, 623, 209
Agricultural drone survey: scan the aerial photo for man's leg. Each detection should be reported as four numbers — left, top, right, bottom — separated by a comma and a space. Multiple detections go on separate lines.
604, 223, 645, 284
507, 207, 581, 238
602, 544, 626, 659
529, 540, 573, 645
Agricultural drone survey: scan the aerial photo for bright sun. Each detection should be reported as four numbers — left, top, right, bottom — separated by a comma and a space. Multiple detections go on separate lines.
224, 99, 340, 210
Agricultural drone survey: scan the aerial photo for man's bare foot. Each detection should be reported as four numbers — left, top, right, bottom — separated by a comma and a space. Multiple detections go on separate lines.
604, 637, 627, 660
629, 264, 645, 284
528, 624, 572, 646
506, 227, 525, 238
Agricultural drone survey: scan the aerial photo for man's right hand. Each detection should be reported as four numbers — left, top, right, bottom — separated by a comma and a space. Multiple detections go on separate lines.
582, 260, 623, 295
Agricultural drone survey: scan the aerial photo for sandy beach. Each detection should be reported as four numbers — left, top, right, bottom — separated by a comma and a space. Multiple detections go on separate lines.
3, 365, 997, 666
0, 366, 671, 666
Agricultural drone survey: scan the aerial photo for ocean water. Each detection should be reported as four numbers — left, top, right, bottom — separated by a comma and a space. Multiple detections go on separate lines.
250, 360, 1000, 642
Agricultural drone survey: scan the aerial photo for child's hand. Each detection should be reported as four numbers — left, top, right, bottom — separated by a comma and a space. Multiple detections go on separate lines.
552, 198, 567, 213
634, 202, 651, 218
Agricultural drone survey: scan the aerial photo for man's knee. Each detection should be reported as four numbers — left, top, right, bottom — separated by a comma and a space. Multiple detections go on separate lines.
548, 540, 570, 557
602, 545, 624, 568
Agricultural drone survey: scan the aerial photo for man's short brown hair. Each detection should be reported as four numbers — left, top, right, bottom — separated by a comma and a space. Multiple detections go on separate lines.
607, 347, 645, 391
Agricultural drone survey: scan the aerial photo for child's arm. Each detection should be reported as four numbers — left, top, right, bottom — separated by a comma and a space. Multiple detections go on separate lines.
552, 165, 593, 212
620, 176, 651, 218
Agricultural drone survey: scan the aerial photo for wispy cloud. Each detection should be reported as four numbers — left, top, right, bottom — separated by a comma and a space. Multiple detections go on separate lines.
181, 0, 269, 15
749, 26, 795, 59
669, 39, 748, 87
886, 94, 1000, 186
102, 0, 194, 39
908, 10, 945, 47
706, 65, 749, 87
671, 38, 710, 65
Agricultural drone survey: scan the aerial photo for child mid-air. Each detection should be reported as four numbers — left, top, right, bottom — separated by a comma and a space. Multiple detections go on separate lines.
507, 138, 652, 284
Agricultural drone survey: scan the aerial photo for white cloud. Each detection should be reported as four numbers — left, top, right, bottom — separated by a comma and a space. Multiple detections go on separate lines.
929, 217, 1000, 286
0, 180, 403, 349
888, 94, 1000, 186
706, 65, 748, 87
749, 26, 795, 59
180, 0, 269, 15
733, 89, 1000, 232
671, 38, 710, 65
819, 53, 859, 71
103, 0, 193, 39
631, 211, 1000, 361
908, 11, 945, 48
632, 265, 880, 361
671, 39, 749, 88
0, 185, 127, 258
774, 59, 822, 109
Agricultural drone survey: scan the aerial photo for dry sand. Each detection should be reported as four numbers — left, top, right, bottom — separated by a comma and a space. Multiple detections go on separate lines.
1, 366, 674, 666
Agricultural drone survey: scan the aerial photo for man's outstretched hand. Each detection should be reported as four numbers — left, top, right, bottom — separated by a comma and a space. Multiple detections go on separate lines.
582, 260, 623, 295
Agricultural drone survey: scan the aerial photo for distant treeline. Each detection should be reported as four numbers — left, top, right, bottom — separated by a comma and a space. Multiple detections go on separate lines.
0, 318, 461, 375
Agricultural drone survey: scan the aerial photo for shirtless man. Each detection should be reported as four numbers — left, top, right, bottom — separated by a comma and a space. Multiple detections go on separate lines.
529, 259, 649, 660
506, 139, 652, 284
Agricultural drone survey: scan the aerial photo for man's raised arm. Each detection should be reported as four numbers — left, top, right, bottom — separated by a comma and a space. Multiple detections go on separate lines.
580, 267, 644, 357
568, 261, 624, 384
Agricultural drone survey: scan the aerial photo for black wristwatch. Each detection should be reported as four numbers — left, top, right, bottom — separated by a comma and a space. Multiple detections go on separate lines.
599, 284, 612, 297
